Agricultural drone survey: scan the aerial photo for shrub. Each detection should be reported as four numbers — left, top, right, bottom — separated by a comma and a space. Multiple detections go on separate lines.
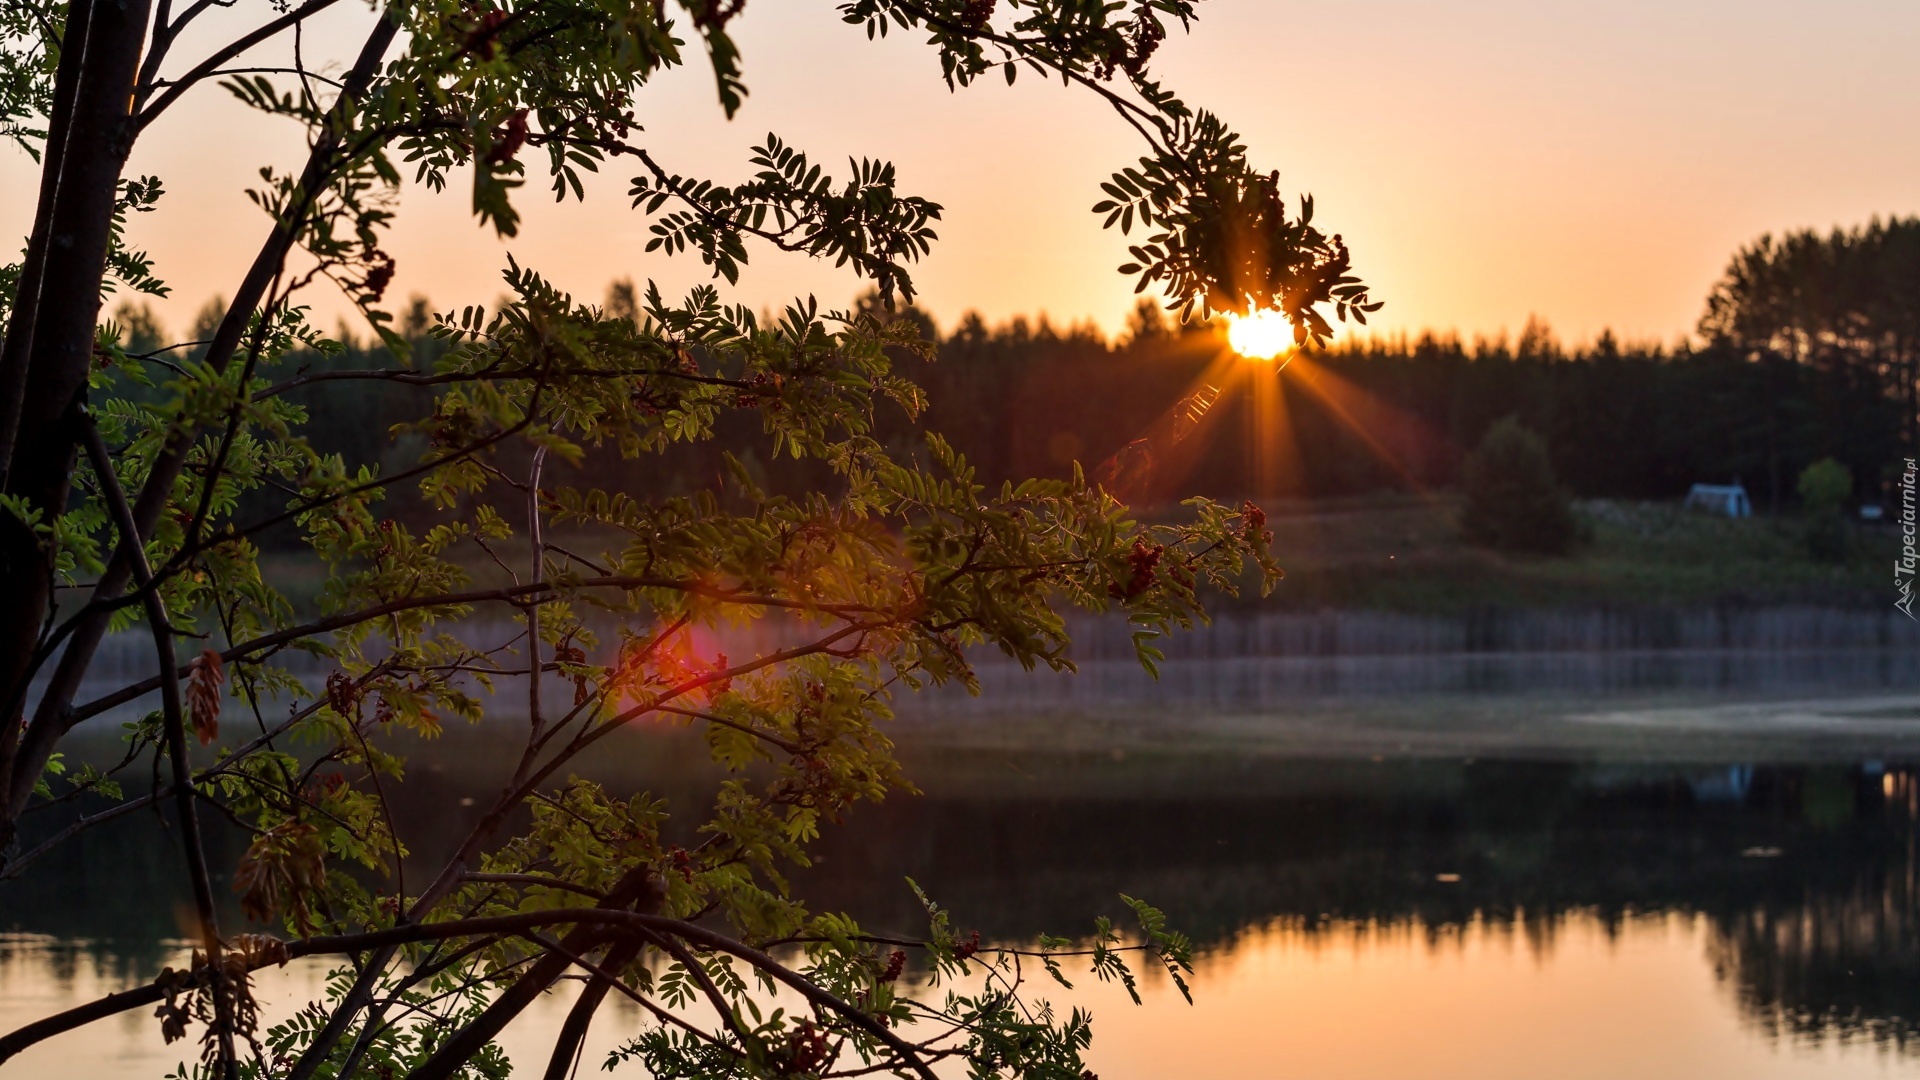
1798, 457, 1853, 561
1460, 416, 1577, 555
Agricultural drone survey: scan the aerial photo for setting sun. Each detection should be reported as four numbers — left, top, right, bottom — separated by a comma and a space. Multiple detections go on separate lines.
1227, 309, 1295, 361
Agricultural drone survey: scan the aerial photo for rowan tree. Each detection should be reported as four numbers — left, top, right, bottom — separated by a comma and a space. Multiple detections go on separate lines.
0, 1, 1374, 1076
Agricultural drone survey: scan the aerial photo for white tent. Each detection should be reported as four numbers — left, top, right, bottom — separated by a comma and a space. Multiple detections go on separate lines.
1684, 483, 1752, 518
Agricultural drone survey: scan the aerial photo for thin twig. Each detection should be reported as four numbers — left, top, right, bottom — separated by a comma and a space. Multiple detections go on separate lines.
80, 413, 239, 1079
136, 0, 350, 121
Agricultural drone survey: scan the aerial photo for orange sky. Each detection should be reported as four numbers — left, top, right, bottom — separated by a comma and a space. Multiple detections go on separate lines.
4, 0, 1917, 345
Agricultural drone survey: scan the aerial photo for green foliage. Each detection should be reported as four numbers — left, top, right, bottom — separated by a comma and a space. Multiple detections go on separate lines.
234, 964, 512, 1080
1103, 144, 1378, 342
1798, 457, 1852, 562
1798, 457, 1852, 513
0, 0, 55, 159
1459, 416, 1576, 556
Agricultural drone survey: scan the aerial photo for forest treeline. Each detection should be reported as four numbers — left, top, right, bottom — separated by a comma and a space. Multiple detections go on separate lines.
919, 307, 1897, 513
122, 216, 1915, 540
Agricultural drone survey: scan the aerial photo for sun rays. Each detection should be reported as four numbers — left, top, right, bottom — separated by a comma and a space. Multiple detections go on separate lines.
1104, 327, 1453, 505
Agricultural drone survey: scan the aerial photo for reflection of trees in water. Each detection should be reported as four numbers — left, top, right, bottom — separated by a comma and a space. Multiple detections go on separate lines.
11, 753, 1920, 1053
802, 762, 1773, 939
799, 761, 1920, 1054
1705, 769, 1920, 1053
0, 936, 170, 1009
1709, 894, 1920, 1053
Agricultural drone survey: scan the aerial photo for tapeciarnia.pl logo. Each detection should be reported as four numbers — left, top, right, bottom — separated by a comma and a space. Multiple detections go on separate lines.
1899, 457, 1917, 620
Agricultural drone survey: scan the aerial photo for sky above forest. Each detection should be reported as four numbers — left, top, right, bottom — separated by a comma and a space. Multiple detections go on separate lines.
5, 0, 1917, 345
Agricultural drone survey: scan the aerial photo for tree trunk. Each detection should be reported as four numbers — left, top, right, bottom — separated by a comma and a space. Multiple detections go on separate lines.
542, 937, 644, 1080
1, 11, 398, 832
0, 0, 153, 837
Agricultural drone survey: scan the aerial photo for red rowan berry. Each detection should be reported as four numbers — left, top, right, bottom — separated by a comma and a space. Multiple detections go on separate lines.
460, 8, 508, 58
1113, 539, 1163, 599
486, 109, 529, 166
326, 670, 358, 717
361, 250, 395, 303
691, 0, 745, 32
668, 846, 695, 883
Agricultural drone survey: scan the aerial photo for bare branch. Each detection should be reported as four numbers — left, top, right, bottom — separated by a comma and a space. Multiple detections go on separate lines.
136, 0, 351, 123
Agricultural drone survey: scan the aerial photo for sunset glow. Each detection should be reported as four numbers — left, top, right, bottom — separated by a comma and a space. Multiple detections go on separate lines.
0, 2, 1906, 341
1226, 310, 1295, 361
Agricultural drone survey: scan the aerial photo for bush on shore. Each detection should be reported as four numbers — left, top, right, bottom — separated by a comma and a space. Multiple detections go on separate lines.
1461, 416, 1577, 555
1798, 457, 1852, 561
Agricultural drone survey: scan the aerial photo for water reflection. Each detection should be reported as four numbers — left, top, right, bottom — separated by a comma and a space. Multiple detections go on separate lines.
1091, 913, 1905, 1080
801, 758, 1920, 1065
9, 745, 1920, 1075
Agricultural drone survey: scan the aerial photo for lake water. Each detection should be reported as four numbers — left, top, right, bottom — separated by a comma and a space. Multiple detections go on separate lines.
6, 648, 1920, 1078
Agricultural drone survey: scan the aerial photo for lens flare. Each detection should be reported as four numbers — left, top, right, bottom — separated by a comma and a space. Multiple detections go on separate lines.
1226, 309, 1294, 361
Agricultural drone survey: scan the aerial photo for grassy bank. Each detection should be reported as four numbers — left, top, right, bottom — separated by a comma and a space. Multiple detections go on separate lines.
217, 494, 1888, 621
1237, 494, 1887, 615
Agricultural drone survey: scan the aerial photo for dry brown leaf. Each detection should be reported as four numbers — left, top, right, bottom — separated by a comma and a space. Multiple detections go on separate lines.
184, 648, 224, 746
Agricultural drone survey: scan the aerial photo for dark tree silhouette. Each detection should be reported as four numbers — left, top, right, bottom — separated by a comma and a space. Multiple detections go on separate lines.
1459, 416, 1576, 555
1700, 217, 1920, 502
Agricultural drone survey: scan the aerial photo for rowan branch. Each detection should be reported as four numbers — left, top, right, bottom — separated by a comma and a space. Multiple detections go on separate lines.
66, 576, 884, 725
252, 363, 746, 401
80, 413, 239, 1078
136, 0, 351, 122
0, 910, 939, 1070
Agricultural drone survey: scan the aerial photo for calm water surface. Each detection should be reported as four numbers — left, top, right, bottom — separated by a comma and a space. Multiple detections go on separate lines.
6, 651, 1920, 1078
